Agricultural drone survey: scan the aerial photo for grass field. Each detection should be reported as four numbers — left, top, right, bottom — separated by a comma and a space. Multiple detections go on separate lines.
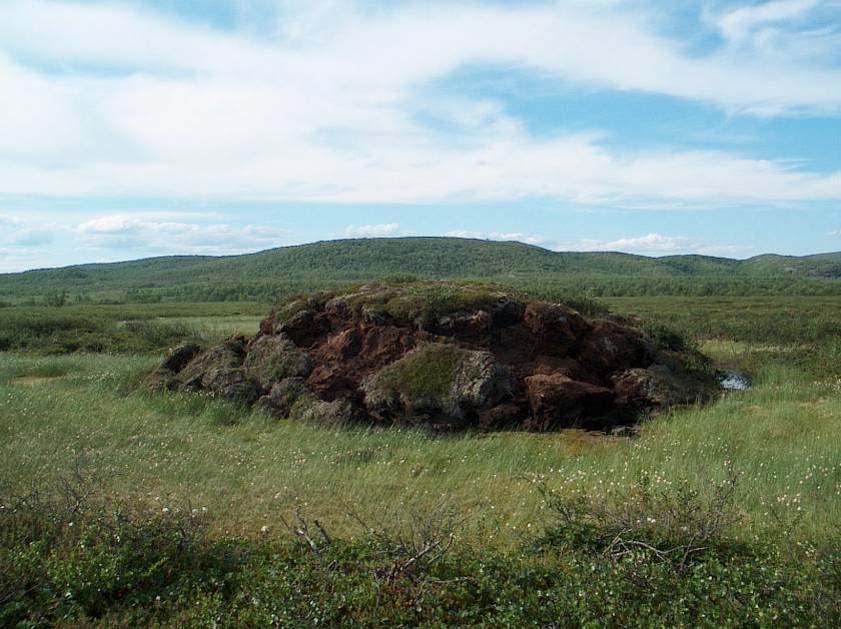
1, 295, 839, 625
0, 302, 267, 353
1, 352, 838, 545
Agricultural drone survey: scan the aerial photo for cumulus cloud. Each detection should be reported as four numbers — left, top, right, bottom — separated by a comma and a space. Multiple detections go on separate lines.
76, 214, 178, 235
558, 233, 690, 253
555, 233, 745, 256
344, 223, 402, 238
75, 213, 291, 255
445, 230, 547, 245
0, 0, 838, 206
0, 211, 297, 271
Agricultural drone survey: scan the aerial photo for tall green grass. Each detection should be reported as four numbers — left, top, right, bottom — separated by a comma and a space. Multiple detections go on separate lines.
609, 296, 841, 378
0, 303, 265, 354
1, 293, 839, 624
1, 353, 837, 548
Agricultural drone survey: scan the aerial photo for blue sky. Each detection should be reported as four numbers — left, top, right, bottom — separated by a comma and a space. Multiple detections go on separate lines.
1, 0, 840, 271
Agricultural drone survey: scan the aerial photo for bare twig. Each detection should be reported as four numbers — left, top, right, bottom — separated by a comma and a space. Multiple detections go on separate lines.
278, 510, 333, 562
388, 540, 442, 580
314, 519, 332, 547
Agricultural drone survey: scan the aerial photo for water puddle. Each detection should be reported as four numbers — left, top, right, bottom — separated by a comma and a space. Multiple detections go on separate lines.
719, 371, 751, 391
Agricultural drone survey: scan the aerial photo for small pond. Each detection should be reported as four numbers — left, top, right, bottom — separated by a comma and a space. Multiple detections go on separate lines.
719, 371, 751, 391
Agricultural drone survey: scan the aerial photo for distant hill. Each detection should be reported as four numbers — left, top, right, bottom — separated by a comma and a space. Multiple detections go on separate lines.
1, 237, 840, 303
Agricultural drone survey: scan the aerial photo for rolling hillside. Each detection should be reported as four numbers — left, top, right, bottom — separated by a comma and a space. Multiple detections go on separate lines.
1, 238, 839, 303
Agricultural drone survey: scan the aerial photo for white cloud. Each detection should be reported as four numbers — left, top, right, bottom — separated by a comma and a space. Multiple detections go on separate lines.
829, 229, 841, 236
0, 55, 86, 159
705, 0, 841, 71
0, 0, 838, 207
0, 210, 298, 271
556, 233, 684, 253
586, 234, 690, 253
0, 214, 65, 272
77, 215, 165, 235
0, 214, 24, 227
555, 233, 746, 256
76, 212, 218, 235
3, 0, 838, 112
344, 223, 402, 238
445, 230, 547, 245
444, 230, 486, 240
714, 0, 821, 44
0, 214, 57, 244
75, 213, 291, 254
491, 232, 547, 245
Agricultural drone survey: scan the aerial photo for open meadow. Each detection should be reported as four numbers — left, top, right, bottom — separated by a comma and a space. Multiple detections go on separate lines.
1, 293, 839, 625
5, 0, 841, 621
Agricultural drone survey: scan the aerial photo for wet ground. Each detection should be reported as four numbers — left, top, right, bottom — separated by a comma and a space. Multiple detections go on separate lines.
719, 371, 751, 391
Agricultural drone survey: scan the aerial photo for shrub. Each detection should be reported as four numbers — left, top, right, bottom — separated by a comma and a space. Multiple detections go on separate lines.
1, 471, 836, 626
0, 474, 244, 626
533, 469, 742, 571
643, 323, 694, 352
43, 289, 68, 308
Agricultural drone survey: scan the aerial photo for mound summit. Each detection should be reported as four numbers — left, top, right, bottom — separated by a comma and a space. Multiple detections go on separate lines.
152, 282, 719, 431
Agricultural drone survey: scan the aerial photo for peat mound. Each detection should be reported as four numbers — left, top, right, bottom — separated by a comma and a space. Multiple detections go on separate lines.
150, 282, 719, 431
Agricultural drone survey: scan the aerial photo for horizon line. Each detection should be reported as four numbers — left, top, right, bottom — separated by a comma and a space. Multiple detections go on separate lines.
3, 236, 840, 276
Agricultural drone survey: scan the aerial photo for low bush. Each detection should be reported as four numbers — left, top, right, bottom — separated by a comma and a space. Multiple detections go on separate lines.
532, 470, 744, 569
0, 312, 201, 354
1, 471, 837, 626
0, 474, 242, 626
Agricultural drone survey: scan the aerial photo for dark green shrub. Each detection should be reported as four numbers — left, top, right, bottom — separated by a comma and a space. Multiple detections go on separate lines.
643, 323, 694, 352
533, 471, 743, 569
43, 289, 68, 308
1, 476, 836, 626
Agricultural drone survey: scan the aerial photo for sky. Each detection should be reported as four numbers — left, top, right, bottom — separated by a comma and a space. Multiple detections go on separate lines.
1, 0, 840, 272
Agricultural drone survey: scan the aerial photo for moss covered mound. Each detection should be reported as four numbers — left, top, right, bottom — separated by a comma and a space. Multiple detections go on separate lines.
152, 281, 719, 431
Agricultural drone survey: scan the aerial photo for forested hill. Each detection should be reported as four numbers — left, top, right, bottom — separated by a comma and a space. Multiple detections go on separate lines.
1, 237, 840, 303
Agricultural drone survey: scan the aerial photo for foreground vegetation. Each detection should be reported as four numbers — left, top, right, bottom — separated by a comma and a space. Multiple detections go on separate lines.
1, 292, 839, 625
2, 475, 836, 626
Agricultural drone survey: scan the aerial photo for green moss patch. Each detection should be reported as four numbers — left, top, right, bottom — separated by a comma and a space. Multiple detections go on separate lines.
371, 343, 468, 399
243, 335, 313, 388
